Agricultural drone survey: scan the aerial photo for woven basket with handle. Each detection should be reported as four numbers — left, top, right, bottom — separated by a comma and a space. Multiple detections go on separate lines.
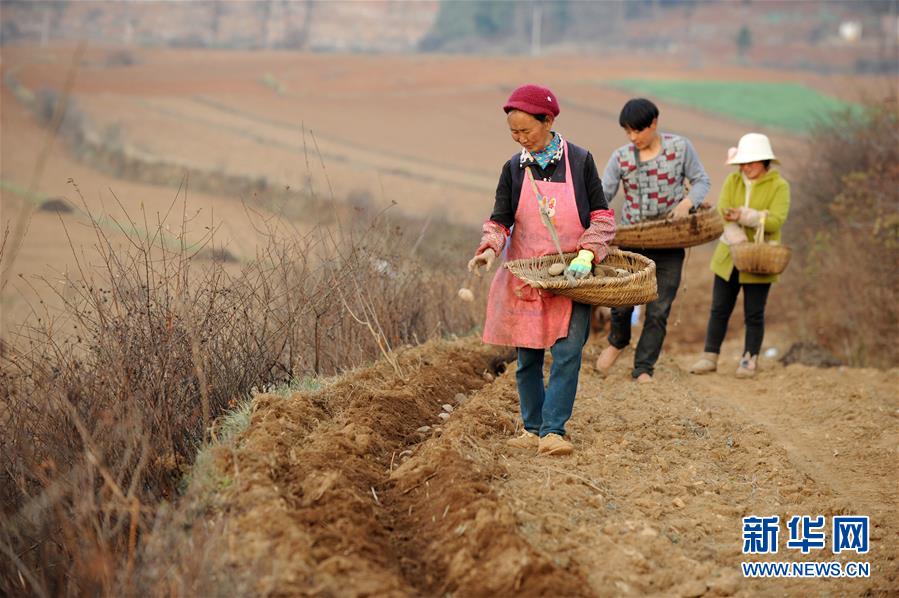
730, 213, 791, 275
613, 204, 723, 249
504, 247, 657, 307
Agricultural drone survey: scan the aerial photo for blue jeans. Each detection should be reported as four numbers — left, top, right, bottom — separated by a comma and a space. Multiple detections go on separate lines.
516, 302, 591, 437
608, 248, 684, 378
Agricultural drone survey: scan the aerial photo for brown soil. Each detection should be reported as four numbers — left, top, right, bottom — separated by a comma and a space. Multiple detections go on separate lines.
4, 45, 860, 231
1, 46, 880, 337
4, 45, 896, 597
149, 334, 897, 596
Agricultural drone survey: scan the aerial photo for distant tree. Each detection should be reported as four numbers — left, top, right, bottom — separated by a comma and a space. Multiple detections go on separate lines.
281, 0, 314, 49
844, 0, 894, 16
624, 0, 652, 20
418, 0, 575, 52
472, 1, 508, 36
0, 20, 21, 45
258, 0, 273, 48
541, 0, 573, 38
419, 0, 523, 51
736, 25, 752, 58
210, 0, 224, 45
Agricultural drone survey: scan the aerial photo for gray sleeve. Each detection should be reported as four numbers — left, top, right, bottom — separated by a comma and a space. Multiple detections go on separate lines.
683, 139, 711, 206
601, 153, 621, 203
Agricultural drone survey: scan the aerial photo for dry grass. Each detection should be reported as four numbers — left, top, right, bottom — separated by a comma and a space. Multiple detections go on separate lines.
0, 179, 485, 595
781, 96, 899, 367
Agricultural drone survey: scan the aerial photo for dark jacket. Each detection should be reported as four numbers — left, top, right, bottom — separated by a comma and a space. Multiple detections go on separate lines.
488, 141, 608, 230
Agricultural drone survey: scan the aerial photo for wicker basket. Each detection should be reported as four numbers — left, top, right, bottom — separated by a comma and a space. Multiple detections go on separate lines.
731, 242, 792, 275
504, 248, 657, 307
613, 204, 724, 249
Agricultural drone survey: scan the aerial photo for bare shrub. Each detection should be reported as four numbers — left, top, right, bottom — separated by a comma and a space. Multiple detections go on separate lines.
782, 97, 899, 367
346, 188, 374, 213
38, 197, 74, 213
104, 50, 138, 68
34, 88, 88, 148
0, 187, 482, 595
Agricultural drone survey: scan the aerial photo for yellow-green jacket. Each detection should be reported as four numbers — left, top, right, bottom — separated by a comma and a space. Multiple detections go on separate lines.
711, 169, 791, 284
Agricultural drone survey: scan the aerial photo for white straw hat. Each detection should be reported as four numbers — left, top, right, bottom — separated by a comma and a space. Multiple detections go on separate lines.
726, 133, 779, 165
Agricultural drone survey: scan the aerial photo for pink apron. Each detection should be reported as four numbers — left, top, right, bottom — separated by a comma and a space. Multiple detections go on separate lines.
483, 141, 585, 349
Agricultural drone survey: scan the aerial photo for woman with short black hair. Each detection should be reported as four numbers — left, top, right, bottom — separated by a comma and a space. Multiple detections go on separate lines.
595, 98, 711, 382
618, 98, 660, 131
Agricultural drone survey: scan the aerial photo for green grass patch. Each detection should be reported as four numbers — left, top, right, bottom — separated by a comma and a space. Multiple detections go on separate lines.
260, 72, 286, 95
0, 179, 47, 205
608, 80, 859, 133
269, 377, 322, 396
179, 376, 321, 500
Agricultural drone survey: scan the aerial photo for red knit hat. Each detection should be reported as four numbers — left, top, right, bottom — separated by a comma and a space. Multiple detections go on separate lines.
503, 84, 560, 118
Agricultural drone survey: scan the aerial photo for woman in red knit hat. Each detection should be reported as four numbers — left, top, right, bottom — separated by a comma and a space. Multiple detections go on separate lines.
467, 84, 616, 456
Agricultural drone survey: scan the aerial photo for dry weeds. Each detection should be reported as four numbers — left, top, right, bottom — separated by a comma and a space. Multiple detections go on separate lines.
0, 189, 485, 595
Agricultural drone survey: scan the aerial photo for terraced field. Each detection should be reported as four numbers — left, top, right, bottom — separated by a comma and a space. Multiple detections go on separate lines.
143, 335, 898, 596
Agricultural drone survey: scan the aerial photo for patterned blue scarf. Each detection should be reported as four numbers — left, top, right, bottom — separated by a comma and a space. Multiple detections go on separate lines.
521, 132, 562, 170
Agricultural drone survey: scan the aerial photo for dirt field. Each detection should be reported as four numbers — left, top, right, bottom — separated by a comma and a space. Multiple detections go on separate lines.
2, 45, 896, 595
5, 45, 886, 336
6, 44, 875, 231
146, 333, 897, 596
0, 81, 288, 334
3, 45, 886, 225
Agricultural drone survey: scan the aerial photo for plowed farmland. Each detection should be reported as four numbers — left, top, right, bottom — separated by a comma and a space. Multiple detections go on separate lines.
143, 336, 897, 596
3, 46, 896, 596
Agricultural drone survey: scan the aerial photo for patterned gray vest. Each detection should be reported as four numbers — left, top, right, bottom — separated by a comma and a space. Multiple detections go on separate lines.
615, 134, 687, 225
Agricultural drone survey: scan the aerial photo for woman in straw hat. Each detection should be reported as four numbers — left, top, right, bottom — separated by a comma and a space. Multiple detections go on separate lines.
467, 84, 616, 456
690, 133, 791, 378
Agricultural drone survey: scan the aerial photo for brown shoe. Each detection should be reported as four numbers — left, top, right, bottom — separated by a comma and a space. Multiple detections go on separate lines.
537, 433, 574, 456
735, 353, 758, 378
595, 345, 622, 377
636, 372, 654, 383
506, 430, 539, 449
689, 352, 719, 374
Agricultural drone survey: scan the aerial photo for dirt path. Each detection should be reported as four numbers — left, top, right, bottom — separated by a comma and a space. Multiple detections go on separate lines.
147, 336, 897, 597
683, 360, 897, 517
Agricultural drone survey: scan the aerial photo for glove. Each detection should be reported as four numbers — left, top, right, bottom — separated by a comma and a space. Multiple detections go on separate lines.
721, 222, 748, 246
566, 249, 594, 280
737, 207, 766, 227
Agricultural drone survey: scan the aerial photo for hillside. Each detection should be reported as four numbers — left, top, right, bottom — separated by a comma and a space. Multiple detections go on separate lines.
139, 335, 898, 596
1, 42, 896, 596
0, 0, 439, 52
3, 0, 894, 77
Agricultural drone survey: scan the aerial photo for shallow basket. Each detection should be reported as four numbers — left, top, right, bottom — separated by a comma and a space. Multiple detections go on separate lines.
504, 248, 657, 307
730, 242, 792, 275
613, 204, 724, 249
